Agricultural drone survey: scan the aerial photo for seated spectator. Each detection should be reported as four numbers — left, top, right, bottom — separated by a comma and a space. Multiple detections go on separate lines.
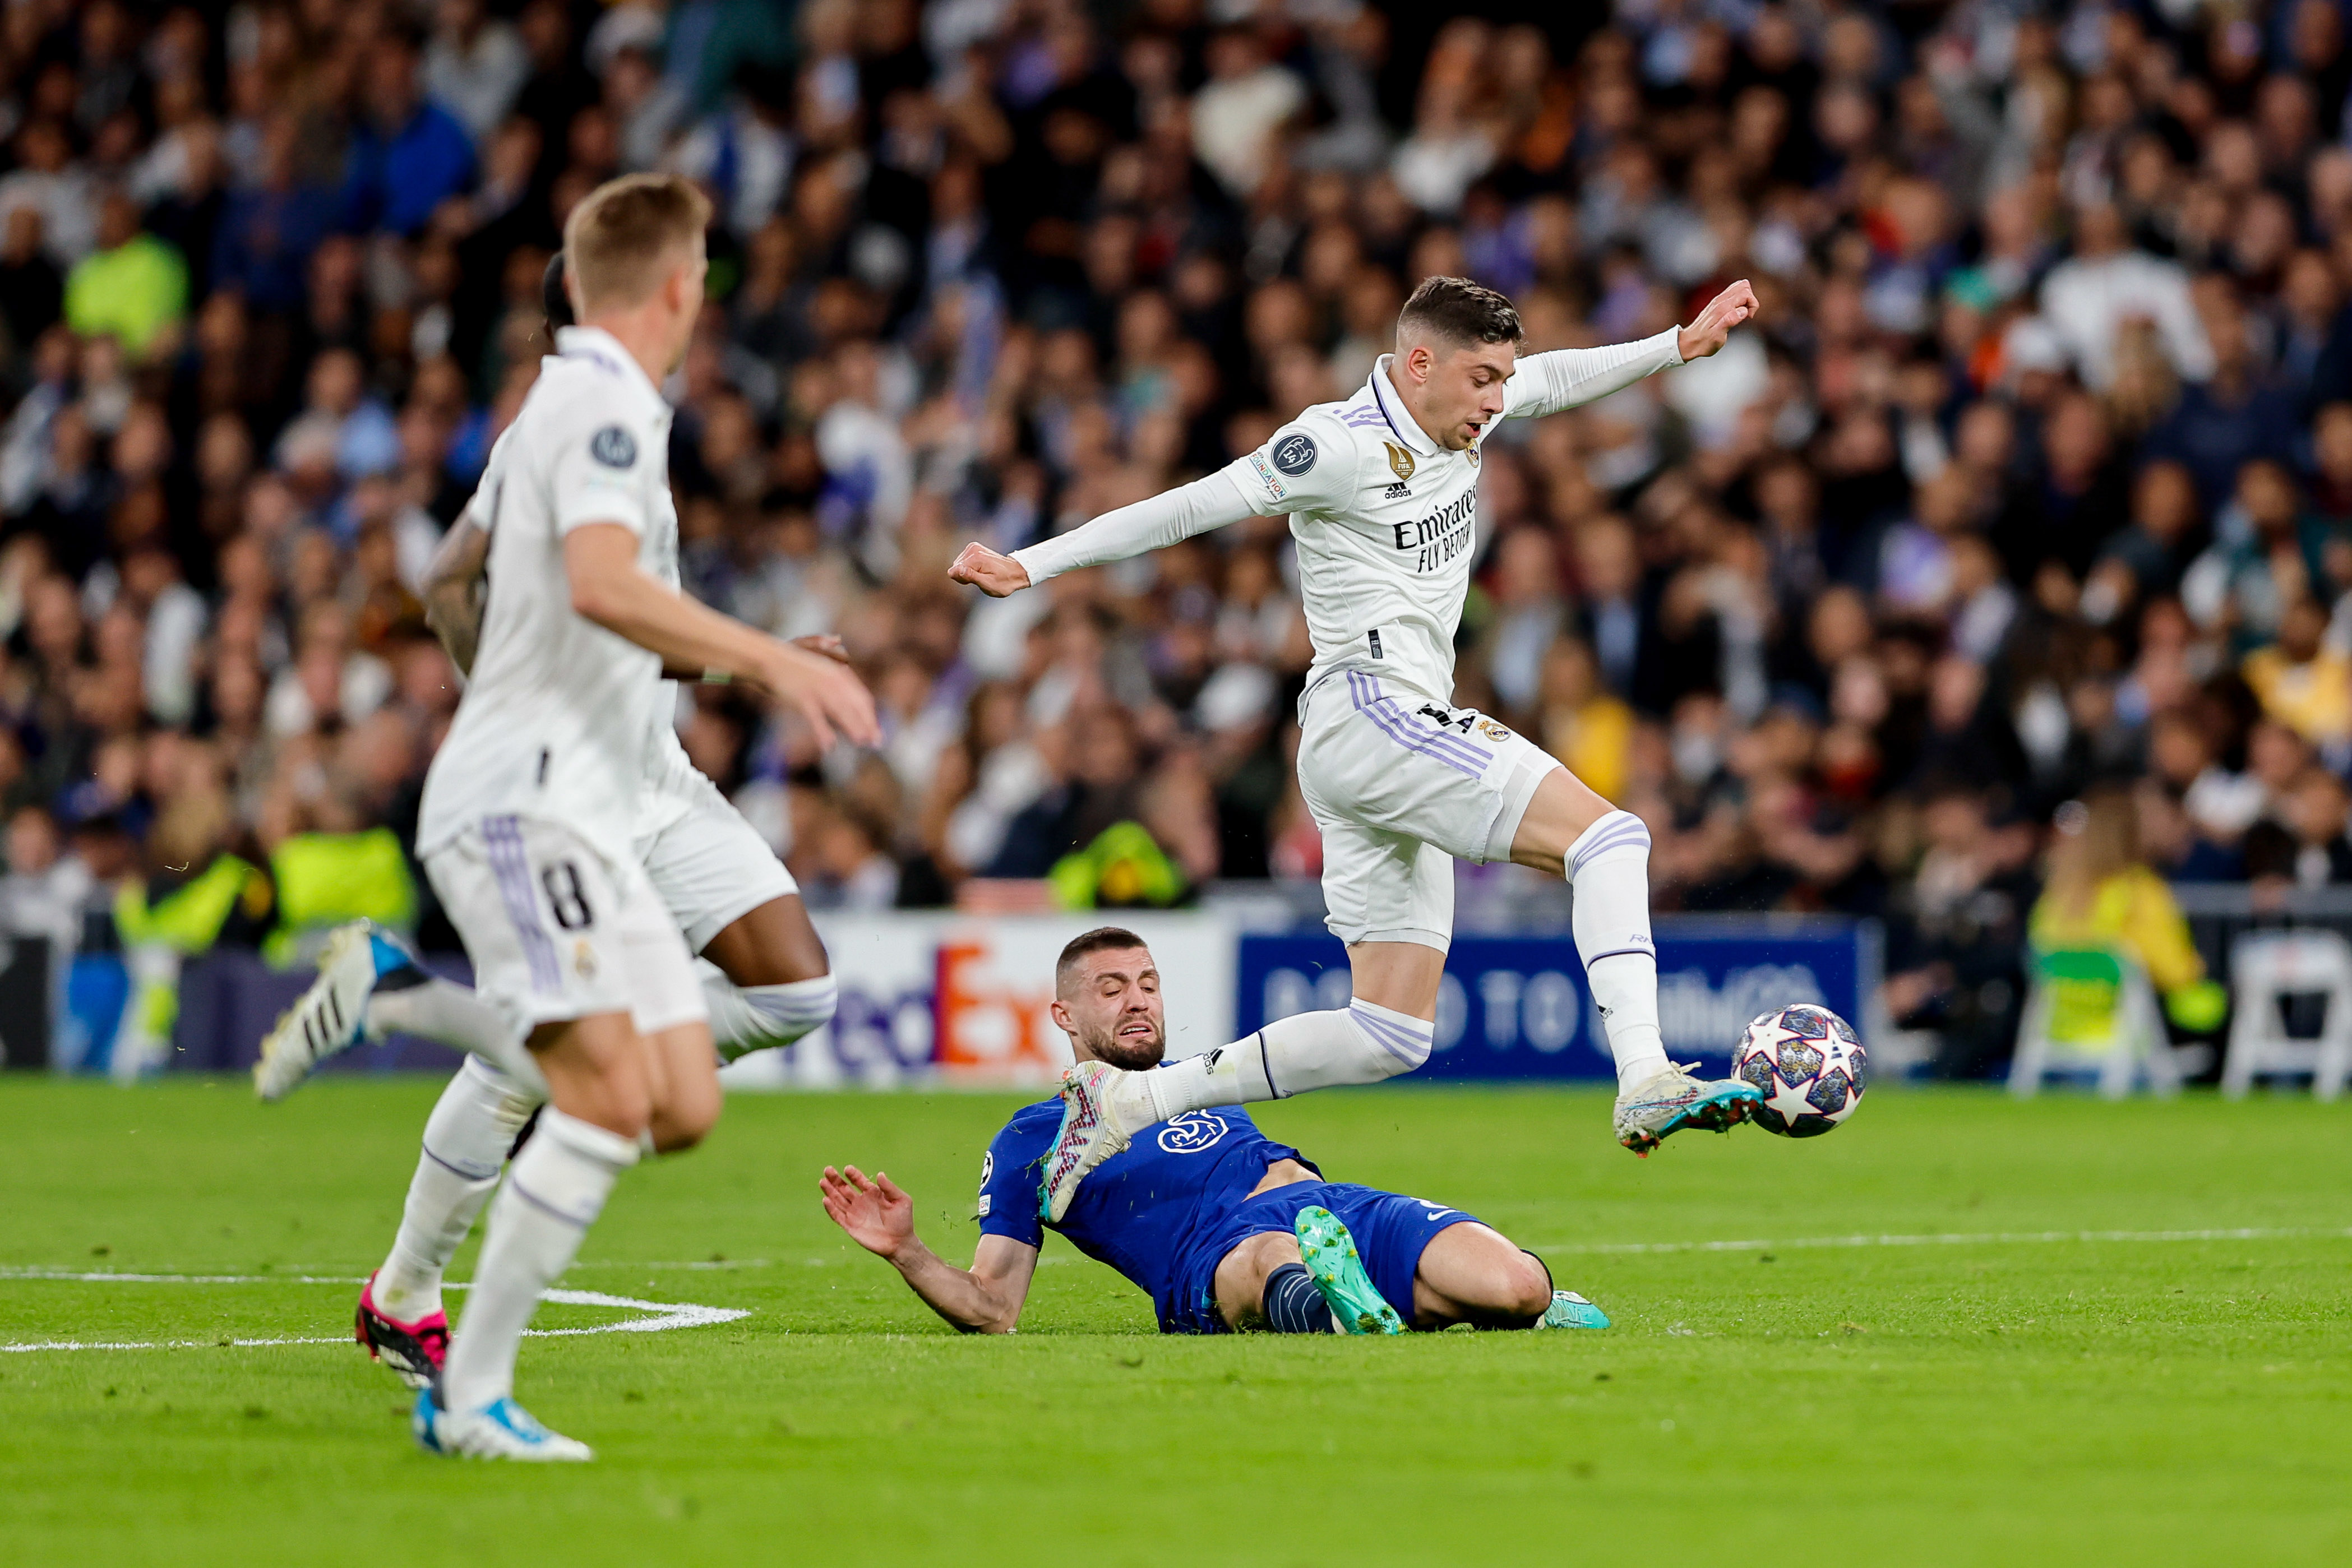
2280, 766, 2352, 887
210, 116, 336, 316
2030, 784, 2226, 1030
0, 207, 63, 356
2133, 779, 2243, 883
2142, 278, 2298, 507
2037, 198, 2213, 391
2182, 458, 2311, 655
273, 348, 400, 488
1881, 781, 2037, 1078
62, 188, 188, 359
2242, 597, 2352, 750
339, 25, 478, 238
2094, 460, 2202, 608
1538, 637, 1632, 804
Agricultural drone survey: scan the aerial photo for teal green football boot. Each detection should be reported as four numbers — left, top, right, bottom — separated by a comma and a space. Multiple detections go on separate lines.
1533, 1290, 1611, 1330
1293, 1206, 1404, 1335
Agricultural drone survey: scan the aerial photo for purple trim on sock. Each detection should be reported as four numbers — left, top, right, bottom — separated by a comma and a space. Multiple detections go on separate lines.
506, 1178, 595, 1228
1349, 1003, 1434, 1067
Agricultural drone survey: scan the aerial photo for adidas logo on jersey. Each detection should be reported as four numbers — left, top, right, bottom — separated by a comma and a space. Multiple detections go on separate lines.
1383, 482, 1412, 499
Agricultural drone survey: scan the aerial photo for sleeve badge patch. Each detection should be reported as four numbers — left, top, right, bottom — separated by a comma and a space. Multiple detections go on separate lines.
1272, 432, 1318, 476
589, 425, 639, 468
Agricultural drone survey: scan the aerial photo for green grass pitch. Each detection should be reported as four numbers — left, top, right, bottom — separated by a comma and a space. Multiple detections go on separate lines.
3, 1076, 2349, 1567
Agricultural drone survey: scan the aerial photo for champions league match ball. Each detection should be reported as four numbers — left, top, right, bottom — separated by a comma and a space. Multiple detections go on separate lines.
1733, 1005, 1866, 1137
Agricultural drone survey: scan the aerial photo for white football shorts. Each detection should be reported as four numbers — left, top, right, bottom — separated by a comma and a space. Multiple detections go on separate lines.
632, 760, 799, 954
426, 815, 706, 1035
1295, 669, 1561, 951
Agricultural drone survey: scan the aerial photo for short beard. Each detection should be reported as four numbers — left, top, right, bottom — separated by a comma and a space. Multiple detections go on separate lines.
1086, 1028, 1166, 1071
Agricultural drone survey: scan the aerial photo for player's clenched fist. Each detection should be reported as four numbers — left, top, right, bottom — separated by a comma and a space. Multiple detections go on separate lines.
1677, 278, 1759, 363
949, 542, 1032, 597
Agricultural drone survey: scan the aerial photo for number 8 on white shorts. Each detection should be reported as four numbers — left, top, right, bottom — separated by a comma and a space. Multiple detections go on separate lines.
423, 815, 706, 1037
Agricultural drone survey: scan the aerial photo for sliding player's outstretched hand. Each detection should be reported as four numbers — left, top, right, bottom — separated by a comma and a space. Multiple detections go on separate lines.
767, 638, 880, 752
820, 1165, 913, 1259
1676, 278, 1759, 362
949, 542, 1032, 597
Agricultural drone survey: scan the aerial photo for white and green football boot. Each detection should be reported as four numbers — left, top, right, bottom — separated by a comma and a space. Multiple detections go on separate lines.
1533, 1290, 1611, 1330
1293, 1206, 1404, 1335
1612, 1061, 1762, 1155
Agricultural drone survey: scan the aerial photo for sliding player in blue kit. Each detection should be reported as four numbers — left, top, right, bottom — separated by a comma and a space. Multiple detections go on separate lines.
820, 928, 1606, 1336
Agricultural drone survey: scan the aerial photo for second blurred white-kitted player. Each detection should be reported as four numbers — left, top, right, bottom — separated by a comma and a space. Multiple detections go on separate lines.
255, 252, 855, 1399
952, 275, 1766, 1220
400, 174, 875, 1461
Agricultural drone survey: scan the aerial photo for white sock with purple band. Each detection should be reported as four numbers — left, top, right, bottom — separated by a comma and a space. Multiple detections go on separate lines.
372, 1057, 542, 1323
1565, 810, 1670, 1091
439, 1108, 637, 1413
368, 976, 549, 1097
1140, 999, 1435, 1120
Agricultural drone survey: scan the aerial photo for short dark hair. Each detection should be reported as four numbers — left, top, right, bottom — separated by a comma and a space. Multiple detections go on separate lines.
1398, 275, 1523, 349
1055, 926, 1150, 993
542, 249, 575, 335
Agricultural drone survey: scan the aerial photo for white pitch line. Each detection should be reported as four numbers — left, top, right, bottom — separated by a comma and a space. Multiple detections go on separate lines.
0, 1273, 747, 1353
1527, 1225, 2352, 1256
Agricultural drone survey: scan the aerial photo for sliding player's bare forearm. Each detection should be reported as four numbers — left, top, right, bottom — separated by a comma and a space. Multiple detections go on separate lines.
881, 1235, 1035, 1334
421, 517, 492, 676
819, 1165, 1036, 1332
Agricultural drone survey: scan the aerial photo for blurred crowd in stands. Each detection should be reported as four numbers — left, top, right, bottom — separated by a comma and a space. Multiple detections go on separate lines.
14, 0, 2352, 1072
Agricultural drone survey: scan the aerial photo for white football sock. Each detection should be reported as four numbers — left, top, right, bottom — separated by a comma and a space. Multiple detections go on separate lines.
703, 973, 837, 1062
1565, 810, 1670, 1091
373, 1056, 543, 1324
368, 976, 548, 1097
1145, 1000, 1434, 1118
440, 1107, 636, 1413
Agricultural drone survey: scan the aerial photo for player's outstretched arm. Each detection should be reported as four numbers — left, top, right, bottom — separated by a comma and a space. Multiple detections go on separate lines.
421, 516, 492, 676
1505, 278, 1760, 420
820, 1165, 1038, 1333
564, 523, 880, 750
949, 466, 1257, 598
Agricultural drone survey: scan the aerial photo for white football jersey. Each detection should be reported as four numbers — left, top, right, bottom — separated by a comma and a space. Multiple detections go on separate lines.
1231, 333, 1681, 704
417, 326, 680, 859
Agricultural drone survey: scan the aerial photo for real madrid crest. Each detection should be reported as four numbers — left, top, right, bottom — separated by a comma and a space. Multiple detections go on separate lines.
1383, 441, 1416, 482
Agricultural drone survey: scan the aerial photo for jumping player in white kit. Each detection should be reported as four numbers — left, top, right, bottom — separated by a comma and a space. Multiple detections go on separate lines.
255, 251, 853, 1407
263, 174, 876, 1460
950, 275, 1767, 1221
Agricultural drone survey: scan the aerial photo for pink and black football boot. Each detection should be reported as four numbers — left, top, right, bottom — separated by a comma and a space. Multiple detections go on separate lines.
355, 1270, 449, 1389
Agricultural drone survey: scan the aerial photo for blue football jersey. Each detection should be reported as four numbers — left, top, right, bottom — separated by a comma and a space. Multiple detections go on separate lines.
976, 1099, 1315, 1328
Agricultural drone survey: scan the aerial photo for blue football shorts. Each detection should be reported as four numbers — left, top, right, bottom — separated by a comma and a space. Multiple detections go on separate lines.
1164, 1181, 1480, 1335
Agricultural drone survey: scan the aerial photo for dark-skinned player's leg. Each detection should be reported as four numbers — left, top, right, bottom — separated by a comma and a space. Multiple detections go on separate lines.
695, 893, 838, 1062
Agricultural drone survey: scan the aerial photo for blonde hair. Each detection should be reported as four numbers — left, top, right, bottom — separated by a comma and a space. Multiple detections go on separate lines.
562, 173, 711, 312
2044, 784, 2139, 916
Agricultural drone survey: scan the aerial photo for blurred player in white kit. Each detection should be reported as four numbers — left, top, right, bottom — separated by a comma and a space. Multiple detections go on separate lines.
951, 274, 1767, 1220
256, 246, 861, 1423
262, 173, 875, 1461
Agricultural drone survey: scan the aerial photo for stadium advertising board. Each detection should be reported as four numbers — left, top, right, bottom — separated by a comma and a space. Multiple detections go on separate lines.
1235, 919, 1881, 1080
722, 910, 1239, 1089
